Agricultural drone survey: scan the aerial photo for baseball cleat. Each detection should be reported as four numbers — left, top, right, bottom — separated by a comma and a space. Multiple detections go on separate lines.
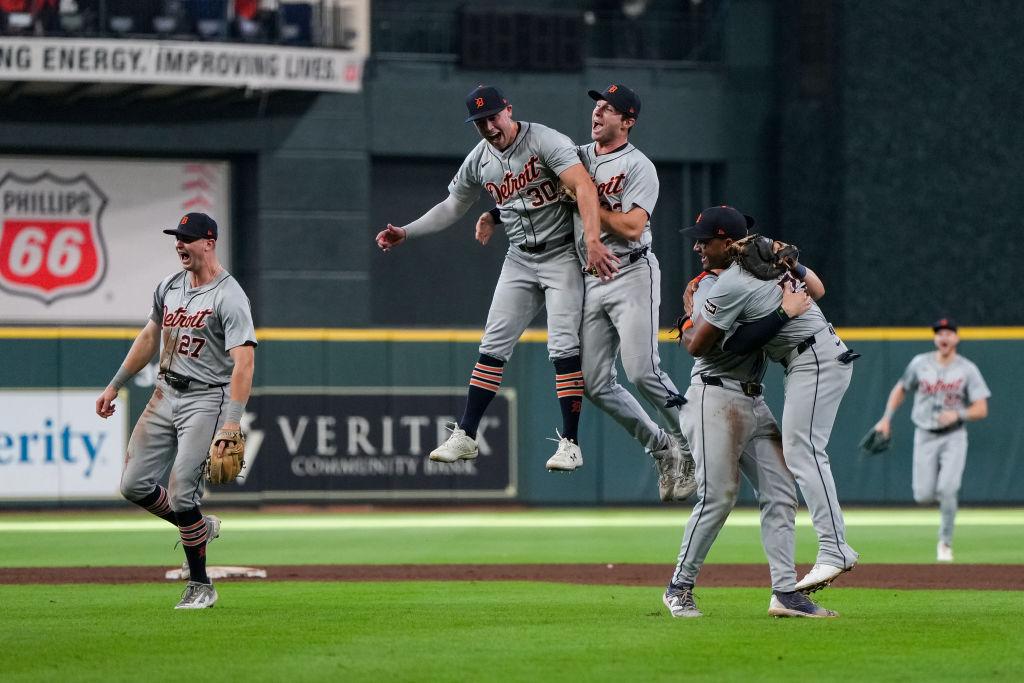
663, 588, 702, 618
174, 581, 218, 609
429, 425, 479, 463
545, 433, 582, 471
768, 591, 839, 618
937, 541, 954, 562
795, 561, 855, 594
180, 515, 221, 581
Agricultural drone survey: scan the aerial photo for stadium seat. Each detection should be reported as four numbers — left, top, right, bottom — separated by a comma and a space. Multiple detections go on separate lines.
186, 0, 228, 40
279, 1, 313, 45
107, 0, 162, 35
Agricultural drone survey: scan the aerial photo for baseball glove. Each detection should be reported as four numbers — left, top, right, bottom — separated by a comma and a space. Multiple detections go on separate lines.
729, 234, 800, 280
858, 428, 891, 457
206, 429, 245, 484
557, 182, 577, 205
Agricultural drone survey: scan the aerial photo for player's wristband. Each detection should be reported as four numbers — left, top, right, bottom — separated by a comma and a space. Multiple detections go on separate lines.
791, 263, 808, 278
109, 365, 134, 391
775, 306, 790, 322
956, 407, 969, 422
488, 207, 502, 224
225, 400, 246, 425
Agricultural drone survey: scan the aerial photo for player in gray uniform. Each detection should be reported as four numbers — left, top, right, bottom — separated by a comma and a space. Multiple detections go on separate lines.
95, 212, 257, 609
692, 226, 860, 594
376, 85, 618, 471
872, 317, 990, 562
474, 84, 695, 501
664, 206, 838, 618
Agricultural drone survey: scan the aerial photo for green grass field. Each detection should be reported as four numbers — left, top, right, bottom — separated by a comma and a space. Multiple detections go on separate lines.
2, 507, 1022, 682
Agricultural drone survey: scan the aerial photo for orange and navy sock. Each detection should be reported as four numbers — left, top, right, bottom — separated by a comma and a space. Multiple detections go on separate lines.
554, 356, 584, 443
176, 507, 210, 584
132, 485, 177, 525
459, 354, 505, 439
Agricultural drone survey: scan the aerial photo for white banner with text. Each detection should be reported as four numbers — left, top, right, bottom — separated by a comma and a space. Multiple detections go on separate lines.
0, 38, 364, 92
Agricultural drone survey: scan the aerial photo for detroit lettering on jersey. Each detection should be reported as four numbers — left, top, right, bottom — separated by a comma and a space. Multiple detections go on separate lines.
485, 156, 541, 204
918, 378, 965, 396
162, 306, 214, 329
595, 173, 626, 208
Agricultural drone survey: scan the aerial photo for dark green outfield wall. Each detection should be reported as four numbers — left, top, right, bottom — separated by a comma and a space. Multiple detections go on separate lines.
3, 333, 1019, 505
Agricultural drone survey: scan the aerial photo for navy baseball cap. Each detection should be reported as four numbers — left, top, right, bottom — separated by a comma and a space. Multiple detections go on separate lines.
465, 85, 509, 122
681, 206, 756, 240
932, 317, 958, 333
164, 212, 218, 241
589, 84, 641, 119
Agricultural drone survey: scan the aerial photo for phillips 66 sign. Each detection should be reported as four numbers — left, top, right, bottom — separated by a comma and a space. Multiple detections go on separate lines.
0, 171, 108, 305
0, 156, 231, 323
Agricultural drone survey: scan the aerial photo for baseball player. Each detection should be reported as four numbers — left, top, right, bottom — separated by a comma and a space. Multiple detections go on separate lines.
688, 222, 860, 594
665, 206, 838, 618
95, 212, 257, 610
474, 84, 695, 501
375, 85, 618, 471
872, 318, 990, 562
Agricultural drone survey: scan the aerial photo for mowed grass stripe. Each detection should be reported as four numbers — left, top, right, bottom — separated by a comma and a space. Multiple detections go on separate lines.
1, 583, 1022, 683
2, 507, 1022, 532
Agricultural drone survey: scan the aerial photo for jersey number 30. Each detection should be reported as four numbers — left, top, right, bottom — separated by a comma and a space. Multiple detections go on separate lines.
176, 334, 207, 358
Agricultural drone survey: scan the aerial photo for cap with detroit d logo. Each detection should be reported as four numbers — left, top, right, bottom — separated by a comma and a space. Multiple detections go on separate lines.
681, 206, 756, 240
588, 83, 641, 119
163, 212, 218, 241
465, 85, 509, 122
932, 317, 958, 333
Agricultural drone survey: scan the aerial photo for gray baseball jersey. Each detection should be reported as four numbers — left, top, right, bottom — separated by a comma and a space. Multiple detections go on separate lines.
901, 353, 990, 430
448, 121, 585, 361
450, 121, 579, 249
699, 265, 858, 570
571, 140, 682, 451
900, 353, 990, 545
671, 270, 799, 593
571, 141, 657, 265
122, 269, 257, 512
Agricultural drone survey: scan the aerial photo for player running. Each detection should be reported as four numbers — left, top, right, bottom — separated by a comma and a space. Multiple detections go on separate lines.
376, 85, 617, 471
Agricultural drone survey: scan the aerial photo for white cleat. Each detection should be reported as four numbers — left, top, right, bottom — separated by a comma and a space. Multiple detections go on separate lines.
795, 561, 854, 594
937, 541, 954, 562
429, 425, 479, 463
174, 581, 218, 609
663, 588, 702, 618
545, 433, 582, 471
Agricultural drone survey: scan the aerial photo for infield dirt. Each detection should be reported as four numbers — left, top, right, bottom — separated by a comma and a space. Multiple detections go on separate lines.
2, 563, 1020, 589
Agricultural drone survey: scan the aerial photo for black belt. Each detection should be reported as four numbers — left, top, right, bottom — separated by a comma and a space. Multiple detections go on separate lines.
927, 422, 964, 435
780, 333, 860, 369
160, 371, 227, 392
627, 246, 650, 263
700, 374, 762, 397
517, 234, 573, 254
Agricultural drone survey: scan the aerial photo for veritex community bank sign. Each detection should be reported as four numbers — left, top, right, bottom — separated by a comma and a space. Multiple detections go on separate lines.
0, 37, 364, 93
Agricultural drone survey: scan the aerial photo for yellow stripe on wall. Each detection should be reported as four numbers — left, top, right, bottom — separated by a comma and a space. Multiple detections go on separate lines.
2, 327, 1022, 342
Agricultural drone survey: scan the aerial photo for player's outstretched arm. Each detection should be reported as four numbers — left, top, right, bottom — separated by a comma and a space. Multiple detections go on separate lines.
222, 343, 255, 432
95, 320, 161, 418
377, 195, 476, 252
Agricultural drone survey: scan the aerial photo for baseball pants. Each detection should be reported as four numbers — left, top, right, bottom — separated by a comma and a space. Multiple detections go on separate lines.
780, 328, 858, 569
121, 379, 229, 511
913, 427, 968, 545
670, 381, 799, 592
581, 252, 683, 451
479, 244, 584, 362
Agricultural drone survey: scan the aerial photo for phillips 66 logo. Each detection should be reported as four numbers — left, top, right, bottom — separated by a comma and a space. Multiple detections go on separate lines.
0, 171, 108, 305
